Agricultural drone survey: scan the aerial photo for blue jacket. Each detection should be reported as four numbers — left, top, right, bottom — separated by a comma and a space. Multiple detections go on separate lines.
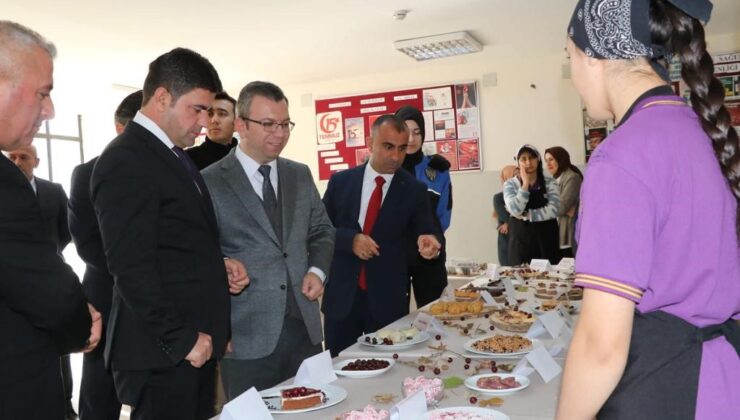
414, 155, 452, 231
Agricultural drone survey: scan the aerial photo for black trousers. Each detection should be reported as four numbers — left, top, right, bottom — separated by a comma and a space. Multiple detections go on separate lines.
325, 289, 388, 357
408, 251, 448, 308
79, 341, 121, 420
0, 358, 65, 420
60, 354, 74, 414
507, 218, 560, 266
219, 316, 321, 400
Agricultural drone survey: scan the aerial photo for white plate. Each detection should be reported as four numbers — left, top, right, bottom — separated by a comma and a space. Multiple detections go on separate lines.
260, 383, 347, 414
464, 373, 530, 395
418, 407, 510, 420
357, 331, 431, 350
463, 335, 541, 357
333, 358, 395, 378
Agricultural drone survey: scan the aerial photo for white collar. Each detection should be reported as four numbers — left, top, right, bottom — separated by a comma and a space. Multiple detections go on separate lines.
234, 146, 277, 177
133, 111, 176, 153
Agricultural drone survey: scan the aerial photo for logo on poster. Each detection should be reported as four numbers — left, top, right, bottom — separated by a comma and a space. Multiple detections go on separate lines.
316, 111, 344, 144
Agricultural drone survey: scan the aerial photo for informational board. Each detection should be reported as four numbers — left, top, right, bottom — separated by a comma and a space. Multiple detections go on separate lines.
314, 82, 482, 180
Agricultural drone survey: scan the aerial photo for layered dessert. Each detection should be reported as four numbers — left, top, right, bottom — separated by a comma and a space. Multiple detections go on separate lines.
280, 386, 325, 410
336, 405, 390, 420
402, 376, 444, 406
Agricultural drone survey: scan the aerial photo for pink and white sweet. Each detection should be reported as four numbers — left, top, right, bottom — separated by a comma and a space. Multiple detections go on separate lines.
338, 405, 390, 420
402, 376, 444, 406
428, 411, 498, 420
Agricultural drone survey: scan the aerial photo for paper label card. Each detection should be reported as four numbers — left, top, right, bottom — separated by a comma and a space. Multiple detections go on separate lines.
526, 346, 563, 383
555, 258, 575, 272
538, 310, 566, 339
512, 357, 535, 377
485, 263, 499, 279
413, 312, 447, 338
390, 389, 427, 420
221, 387, 273, 420
556, 305, 576, 331
293, 350, 337, 385
480, 291, 501, 308
502, 278, 518, 306
530, 259, 551, 272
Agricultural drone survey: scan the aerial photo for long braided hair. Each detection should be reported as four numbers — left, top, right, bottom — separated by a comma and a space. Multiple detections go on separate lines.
649, 0, 740, 239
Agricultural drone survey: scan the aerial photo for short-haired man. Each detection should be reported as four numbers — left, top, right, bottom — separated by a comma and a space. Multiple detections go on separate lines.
68, 89, 142, 420
0, 20, 100, 419
91, 49, 248, 420
187, 91, 238, 169
203, 81, 335, 399
322, 115, 442, 356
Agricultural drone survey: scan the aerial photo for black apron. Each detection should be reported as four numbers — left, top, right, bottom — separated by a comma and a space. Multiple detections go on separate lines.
599, 310, 740, 419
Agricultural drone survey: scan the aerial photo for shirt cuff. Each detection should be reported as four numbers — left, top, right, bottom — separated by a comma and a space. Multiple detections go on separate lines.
308, 267, 327, 283
574, 273, 644, 303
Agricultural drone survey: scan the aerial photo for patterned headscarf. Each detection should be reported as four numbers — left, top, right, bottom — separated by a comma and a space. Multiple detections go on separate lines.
568, 0, 713, 77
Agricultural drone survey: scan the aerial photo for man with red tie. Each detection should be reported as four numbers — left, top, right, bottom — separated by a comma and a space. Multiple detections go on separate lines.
322, 114, 442, 356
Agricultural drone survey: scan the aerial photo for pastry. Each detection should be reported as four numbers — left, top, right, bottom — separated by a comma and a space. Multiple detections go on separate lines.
402, 376, 444, 406
337, 405, 390, 420
280, 386, 325, 410
471, 334, 532, 354
490, 308, 534, 332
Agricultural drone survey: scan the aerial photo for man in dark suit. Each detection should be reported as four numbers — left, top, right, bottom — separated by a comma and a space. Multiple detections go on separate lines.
203, 81, 335, 399
322, 115, 442, 356
68, 89, 142, 420
91, 48, 248, 420
186, 91, 238, 170
0, 20, 100, 420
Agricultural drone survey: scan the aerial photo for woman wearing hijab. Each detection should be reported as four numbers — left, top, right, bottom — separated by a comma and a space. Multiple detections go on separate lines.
557, 1, 739, 419
503, 144, 561, 265
544, 146, 583, 258
395, 105, 452, 307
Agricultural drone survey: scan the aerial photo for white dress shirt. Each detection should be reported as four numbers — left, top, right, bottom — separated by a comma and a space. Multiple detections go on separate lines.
133, 111, 177, 154
358, 162, 394, 228
29, 177, 37, 194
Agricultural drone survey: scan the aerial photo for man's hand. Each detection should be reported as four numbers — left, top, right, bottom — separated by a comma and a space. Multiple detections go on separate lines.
498, 222, 509, 235
82, 303, 102, 353
185, 332, 212, 368
417, 234, 441, 260
301, 272, 324, 301
224, 258, 249, 295
352, 233, 380, 261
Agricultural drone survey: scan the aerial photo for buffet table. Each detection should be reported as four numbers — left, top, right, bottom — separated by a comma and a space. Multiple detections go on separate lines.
213, 269, 576, 419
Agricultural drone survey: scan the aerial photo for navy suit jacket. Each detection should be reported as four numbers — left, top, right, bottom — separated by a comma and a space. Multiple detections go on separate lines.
35, 176, 71, 252
321, 164, 438, 326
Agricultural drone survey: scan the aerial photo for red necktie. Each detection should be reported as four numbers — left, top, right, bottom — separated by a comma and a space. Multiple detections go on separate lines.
358, 176, 385, 290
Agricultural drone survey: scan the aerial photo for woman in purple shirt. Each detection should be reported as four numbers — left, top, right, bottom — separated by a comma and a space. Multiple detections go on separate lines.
557, 1, 740, 419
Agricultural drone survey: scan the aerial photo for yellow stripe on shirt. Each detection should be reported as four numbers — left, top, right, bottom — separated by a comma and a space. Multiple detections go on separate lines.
575, 274, 644, 300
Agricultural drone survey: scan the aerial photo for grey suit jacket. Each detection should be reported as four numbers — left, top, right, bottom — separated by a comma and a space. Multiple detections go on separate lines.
202, 149, 335, 359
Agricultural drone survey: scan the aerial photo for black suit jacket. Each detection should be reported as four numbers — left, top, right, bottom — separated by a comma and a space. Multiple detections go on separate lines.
0, 155, 91, 386
91, 121, 230, 372
321, 164, 438, 326
35, 176, 72, 252
68, 157, 114, 322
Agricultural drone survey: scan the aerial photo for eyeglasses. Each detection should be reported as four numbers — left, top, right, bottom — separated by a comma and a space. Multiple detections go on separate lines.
241, 117, 295, 133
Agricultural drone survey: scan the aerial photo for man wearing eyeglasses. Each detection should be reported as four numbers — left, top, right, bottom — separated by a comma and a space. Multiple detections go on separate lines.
202, 81, 335, 400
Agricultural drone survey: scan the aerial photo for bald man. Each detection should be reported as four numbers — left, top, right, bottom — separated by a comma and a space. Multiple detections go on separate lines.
493, 165, 517, 265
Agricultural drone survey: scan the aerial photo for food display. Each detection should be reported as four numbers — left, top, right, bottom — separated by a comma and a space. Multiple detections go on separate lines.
498, 266, 538, 278
402, 376, 445, 407
280, 386, 325, 410
489, 308, 534, 333
425, 407, 508, 420
427, 300, 493, 319
447, 261, 486, 277
476, 375, 521, 390
341, 359, 391, 371
533, 281, 569, 299
454, 288, 481, 300
533, 300, 576, 314
558, 287, 583, 301
469, 334, 533, 354
336, 405, 390, 420
366, 327, 419, 345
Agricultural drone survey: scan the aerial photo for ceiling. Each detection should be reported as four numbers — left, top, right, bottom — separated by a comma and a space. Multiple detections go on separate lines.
5, 0, 739, 91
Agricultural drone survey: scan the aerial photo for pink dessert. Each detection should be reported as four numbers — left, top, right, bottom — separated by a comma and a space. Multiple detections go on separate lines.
428, 411, 498, 420
402, 375, 444, 406
337, 405, 390, 420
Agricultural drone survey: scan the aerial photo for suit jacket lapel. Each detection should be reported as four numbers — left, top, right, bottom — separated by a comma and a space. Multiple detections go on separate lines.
350, 165, 365, 231
220, 153, 281, 247
277, 158, 295, 245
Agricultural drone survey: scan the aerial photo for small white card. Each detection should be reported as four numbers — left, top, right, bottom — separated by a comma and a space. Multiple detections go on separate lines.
413, 312, 447, 338
538, 310, 566, 339
530, 259, 551, 272
525, 346, 563, 383
512, 357, 535, 377
293, 350, 337, 385
502, 278, 518, 306
221, 387, 273, 420
555, 258, 575, 272
390, 389, 427, 420
485, 263, 499, 279
480, 290, 501, 308
556, 305, 576, 331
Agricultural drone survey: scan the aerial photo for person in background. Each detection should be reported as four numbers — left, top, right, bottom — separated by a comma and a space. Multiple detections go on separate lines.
186, 91, 238, 170
587, 130, 605, 151
557, 1, 739, 419
394, 105, 451, 307
503, 144, 560, 265
0, 20, 100, 420
492, 165, 517, 265
69, 89, 142, 420
544, 146, 583, 258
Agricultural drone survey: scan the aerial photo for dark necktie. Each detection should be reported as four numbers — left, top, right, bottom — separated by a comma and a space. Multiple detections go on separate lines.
258, 164, 282, 241
358, 176, 385, 291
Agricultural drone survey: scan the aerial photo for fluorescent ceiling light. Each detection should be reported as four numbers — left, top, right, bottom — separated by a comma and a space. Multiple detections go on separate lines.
394, 31, 482, 61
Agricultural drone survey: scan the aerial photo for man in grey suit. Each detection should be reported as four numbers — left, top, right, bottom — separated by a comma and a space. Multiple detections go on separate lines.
202, 81, 335, 399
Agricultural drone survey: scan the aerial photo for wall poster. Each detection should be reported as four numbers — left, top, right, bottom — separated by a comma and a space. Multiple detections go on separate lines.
314, 81, 482, 180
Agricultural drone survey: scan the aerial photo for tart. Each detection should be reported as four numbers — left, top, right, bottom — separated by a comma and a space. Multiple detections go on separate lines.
490, 308, 534, 333
280, 386, 325, 410
471, 334, 532, 354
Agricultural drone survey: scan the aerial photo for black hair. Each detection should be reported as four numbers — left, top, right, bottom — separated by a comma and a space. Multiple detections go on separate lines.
142, 48, 222, 105
236, 81, 288, 119
371, 114, 409, 138
517, 146, 546, 191
394, 105, 425, 141
544, 146, 584, 179
650, 0, 740, 238
214, 91, 236, 111
114, 90, 143, 126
